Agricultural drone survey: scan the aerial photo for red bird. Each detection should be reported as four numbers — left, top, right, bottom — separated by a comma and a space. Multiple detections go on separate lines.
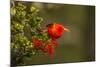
47, 23, 70, 39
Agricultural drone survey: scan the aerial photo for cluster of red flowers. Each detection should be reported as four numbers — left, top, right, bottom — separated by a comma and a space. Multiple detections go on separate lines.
32, 36, 58, 58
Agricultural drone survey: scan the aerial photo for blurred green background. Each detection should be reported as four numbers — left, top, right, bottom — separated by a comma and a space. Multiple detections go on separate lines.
17, 2, 95, 65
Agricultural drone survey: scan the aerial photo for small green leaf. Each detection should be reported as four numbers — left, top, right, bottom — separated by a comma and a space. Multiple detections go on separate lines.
30, 6, 36, 12
11, 7, 16, 15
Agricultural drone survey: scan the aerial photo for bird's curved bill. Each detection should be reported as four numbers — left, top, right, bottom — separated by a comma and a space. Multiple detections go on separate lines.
64, 28, 70, 32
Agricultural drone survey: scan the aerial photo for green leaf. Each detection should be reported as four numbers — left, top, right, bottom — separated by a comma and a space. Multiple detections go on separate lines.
11, 7, 16, 15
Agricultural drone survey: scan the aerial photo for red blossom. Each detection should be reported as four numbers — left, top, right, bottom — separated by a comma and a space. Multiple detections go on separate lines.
43, 44, 55, 57
51, 39, 58, 47
32, 37, 43, 49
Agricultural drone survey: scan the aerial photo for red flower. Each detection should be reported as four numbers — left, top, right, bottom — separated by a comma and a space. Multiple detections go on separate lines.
32, 37, 43, 49
51, 39, 58, 47
43, 44, 55, 57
